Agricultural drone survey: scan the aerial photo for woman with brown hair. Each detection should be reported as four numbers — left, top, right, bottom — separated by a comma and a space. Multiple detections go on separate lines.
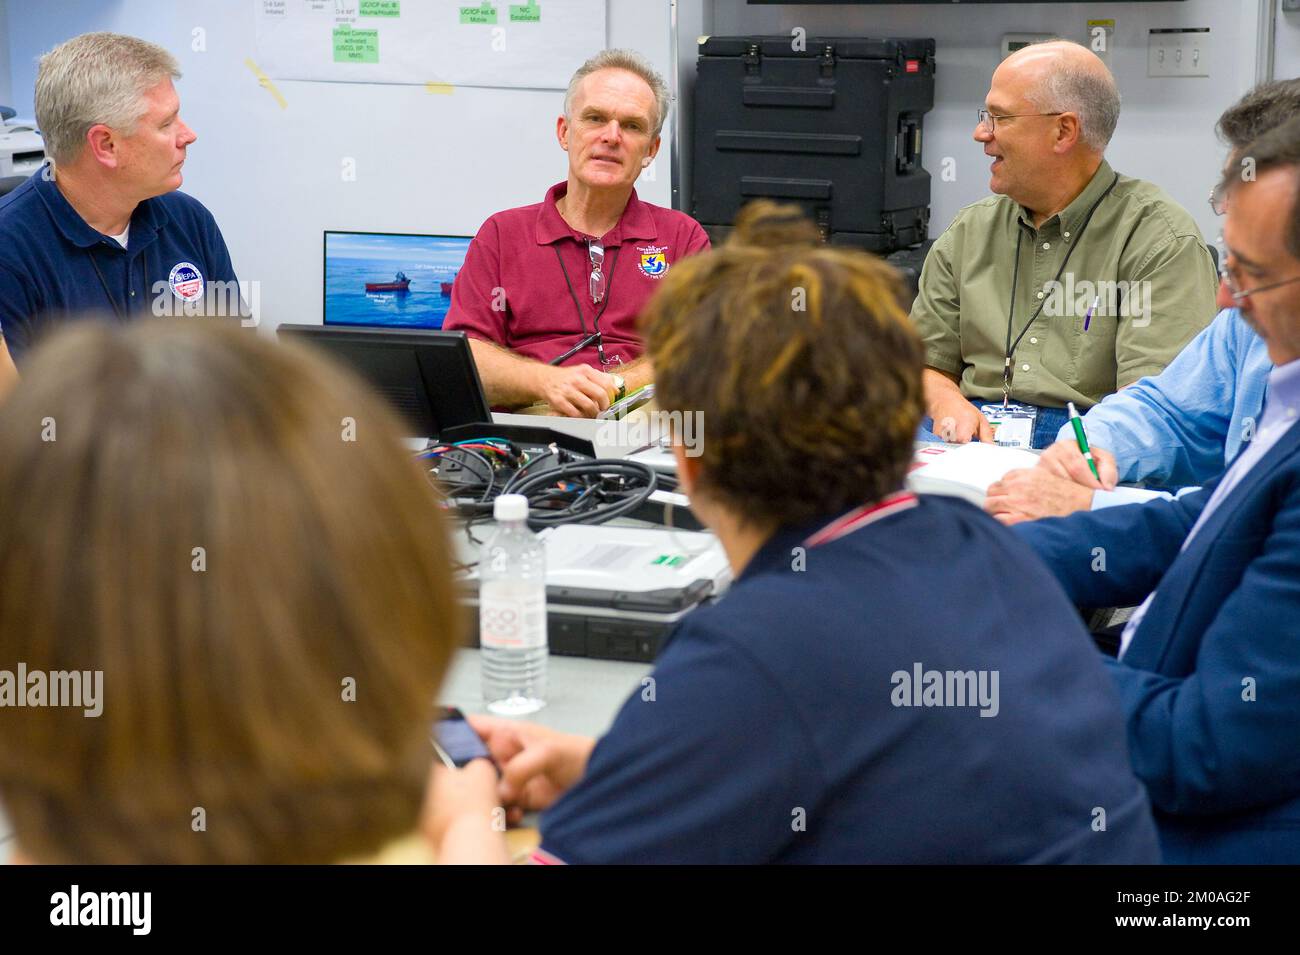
438, 202, 1161, 864
0, 320, 502, 864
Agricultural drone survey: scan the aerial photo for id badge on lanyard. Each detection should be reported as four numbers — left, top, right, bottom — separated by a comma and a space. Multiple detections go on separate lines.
979, 403, 1037, 450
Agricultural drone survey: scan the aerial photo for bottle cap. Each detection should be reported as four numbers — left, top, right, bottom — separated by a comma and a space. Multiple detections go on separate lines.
493, 494, 529, 522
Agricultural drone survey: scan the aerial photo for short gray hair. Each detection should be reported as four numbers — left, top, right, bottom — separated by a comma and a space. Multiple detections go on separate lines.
1026, 40, 1121, 152
35, 32, 181, 164
563, 49, 669, 138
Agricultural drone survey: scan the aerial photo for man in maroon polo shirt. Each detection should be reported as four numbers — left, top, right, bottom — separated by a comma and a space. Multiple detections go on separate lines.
444, 49, 710, 417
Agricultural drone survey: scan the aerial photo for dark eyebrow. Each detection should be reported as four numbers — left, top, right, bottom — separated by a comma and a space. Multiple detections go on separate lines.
1227, 244, 1263, 270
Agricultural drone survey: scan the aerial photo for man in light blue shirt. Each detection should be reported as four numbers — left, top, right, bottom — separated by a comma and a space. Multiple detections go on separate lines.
1081, 307, 1268, 490
1012, 113, 1300, 863
1115, 356, 1300, 657
986, 79, 1299, 522
1058, 307, 1269, 508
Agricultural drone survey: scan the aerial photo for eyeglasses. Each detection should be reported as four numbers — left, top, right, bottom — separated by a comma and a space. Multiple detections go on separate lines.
1208, 182, 1227, 216
1217, 237, 1300, 305
587, 238, 606, 305
976, 109, 1064, 132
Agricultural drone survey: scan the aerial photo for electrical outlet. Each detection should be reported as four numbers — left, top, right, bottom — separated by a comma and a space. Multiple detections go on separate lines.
1148, 28, 1211, 78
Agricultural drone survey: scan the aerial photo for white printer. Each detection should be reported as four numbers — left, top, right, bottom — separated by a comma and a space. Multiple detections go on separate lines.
0, 116, 45, 179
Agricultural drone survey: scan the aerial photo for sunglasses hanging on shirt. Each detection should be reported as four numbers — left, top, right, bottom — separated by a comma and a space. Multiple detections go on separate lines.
551, 238, 621, 367
588, 238, 606, 305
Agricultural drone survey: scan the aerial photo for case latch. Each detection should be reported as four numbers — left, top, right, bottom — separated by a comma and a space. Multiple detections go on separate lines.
819, 44, 836, 77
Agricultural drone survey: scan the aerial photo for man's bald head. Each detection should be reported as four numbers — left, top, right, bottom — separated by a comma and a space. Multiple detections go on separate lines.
1004, 39, 1105, 74
996, 40, 1120, 152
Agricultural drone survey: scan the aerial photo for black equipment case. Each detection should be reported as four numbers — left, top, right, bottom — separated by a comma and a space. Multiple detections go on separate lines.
692, 35, 936, 253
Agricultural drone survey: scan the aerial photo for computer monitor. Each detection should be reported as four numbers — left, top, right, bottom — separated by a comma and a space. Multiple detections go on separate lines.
323, 231, 472, 330
277, 325, 491, 439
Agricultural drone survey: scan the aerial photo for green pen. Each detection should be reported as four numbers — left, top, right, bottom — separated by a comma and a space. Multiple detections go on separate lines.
1067, 401, 1101, 482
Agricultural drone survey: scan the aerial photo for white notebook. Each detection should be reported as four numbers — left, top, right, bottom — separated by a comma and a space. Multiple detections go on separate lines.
907, 442, 1043, 506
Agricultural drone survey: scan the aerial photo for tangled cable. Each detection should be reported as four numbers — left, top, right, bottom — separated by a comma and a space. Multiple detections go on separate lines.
419, 437, 659, 531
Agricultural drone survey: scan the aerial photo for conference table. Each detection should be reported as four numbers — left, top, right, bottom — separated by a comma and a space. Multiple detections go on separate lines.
442, 649, 650, 738
441, 649, 651, 862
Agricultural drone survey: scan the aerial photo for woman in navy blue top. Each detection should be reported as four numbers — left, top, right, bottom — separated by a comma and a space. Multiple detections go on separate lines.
426, 201, 1161, 864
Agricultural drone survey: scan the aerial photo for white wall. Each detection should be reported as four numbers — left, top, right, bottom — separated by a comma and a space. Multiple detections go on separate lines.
4, 1, 674, 331
1278, 0, 1300, 80
704, 0, 1265, 246
0, 0, 13, 111
5, 1, 1284, 326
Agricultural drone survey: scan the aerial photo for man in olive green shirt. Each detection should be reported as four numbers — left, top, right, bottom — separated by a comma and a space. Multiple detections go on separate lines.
912, 40, 1218, 448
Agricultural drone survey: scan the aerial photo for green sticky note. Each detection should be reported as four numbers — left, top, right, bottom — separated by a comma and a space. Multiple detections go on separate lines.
360, 0, 400, 16
459, 4, 498, 24
509, 3, 540, 23
333, 26, 379, 63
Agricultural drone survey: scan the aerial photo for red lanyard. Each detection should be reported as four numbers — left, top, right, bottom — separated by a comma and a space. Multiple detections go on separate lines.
803, 491, 919, 549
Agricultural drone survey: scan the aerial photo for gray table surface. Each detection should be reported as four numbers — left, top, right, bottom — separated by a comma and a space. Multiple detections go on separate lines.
440, 648, 651, 738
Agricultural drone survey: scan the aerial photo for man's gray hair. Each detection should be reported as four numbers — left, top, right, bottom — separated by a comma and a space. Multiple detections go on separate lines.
35, 32, 180, 164
563, 49, 669, 138
1026, 40, 1121, 152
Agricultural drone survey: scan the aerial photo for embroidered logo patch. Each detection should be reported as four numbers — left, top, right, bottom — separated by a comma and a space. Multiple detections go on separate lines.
637, 245, 669, 278
168, 262, 205, 302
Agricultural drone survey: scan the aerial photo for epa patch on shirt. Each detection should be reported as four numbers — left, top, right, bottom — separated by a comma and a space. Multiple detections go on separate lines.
168, 261, 205, 302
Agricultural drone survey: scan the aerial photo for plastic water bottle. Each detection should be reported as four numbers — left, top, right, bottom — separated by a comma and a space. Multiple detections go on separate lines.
479, 494, 548, 715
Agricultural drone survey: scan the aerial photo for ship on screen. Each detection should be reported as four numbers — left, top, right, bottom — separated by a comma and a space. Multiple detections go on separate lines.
324, 232, 471, 329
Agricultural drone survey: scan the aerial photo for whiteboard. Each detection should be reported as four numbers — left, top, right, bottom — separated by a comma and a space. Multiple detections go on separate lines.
253, 0, 607, 90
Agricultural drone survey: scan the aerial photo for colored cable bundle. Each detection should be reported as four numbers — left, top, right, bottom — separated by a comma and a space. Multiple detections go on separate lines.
416, 437, 658, 531
503, 459, 658, 528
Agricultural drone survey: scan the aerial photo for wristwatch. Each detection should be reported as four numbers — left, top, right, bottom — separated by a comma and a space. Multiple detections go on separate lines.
611, 373, 627, 401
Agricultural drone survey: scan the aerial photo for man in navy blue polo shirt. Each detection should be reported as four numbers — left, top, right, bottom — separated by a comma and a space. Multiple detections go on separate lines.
0, 32, 237, 366
423, 204, 1161, 865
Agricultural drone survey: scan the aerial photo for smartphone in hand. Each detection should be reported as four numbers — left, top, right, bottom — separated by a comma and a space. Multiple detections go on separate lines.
431, 706, 495, 770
